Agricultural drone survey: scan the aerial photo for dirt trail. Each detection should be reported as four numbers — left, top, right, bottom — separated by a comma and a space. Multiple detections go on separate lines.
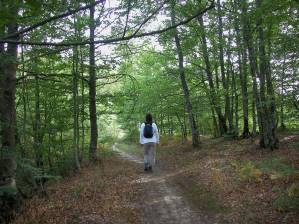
113, 144, 204, 224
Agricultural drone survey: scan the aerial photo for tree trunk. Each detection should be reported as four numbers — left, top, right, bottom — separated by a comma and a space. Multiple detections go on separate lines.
0, 3, 18, 157
234, 6, 249, 138
197, 14, 227, 135
79, 46, 85, 162
216, 0, 230, 130
89, 0, 98, 161
171, 4, 200, 147
280, 53, 286, 129
256, 0, 278, 149
160, 113, 164, 135
199, 69, 220, 137
240, 0, 262, 135
33, 76, 43, 168
226, 26, 234, 133
0, 0, 19, 220
72, 15, 81, 170
215, 63, 220, 90
20, 43, 26, 156
252, 99, 257, 136
176, 113, 187, 143
240, 45, 250, 138
234, 80, 239, 136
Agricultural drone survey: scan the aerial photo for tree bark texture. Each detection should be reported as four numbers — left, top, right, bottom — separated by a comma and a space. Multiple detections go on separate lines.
256, 0, 278, 149
89, 0, 98, 161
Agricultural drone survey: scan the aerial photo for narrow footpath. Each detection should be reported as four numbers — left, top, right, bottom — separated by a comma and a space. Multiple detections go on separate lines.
113, 144, 205, 224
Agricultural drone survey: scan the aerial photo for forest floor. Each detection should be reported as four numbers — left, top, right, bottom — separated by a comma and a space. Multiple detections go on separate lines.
11, 131, 299, 224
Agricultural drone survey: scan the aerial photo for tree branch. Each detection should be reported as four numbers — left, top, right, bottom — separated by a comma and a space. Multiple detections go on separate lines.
16, 71, 89, 83
122, 0, 132, 38
1, 0, 106, 40
131, 0, 169, 37
0, 3, 214, 46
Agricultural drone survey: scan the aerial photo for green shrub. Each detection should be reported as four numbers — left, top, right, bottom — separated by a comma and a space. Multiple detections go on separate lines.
16, 159, 60, 197
49, 155, 77, 177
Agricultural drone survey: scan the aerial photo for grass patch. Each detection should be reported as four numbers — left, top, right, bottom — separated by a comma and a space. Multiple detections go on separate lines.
255, 158, 299, 177
230, 160, 262, 182
230, 158, 299, 182
273, 184, 299, 212
173, 176, 229, 213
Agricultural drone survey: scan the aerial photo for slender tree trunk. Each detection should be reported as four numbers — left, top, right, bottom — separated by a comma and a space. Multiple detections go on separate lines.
33, 76, 43, 168
60, 130, 64, 156
197, 14, 227, 135
89, 0, 98, 161
72, 15, 81, 170
217, 0, 230, 129
240, 46, 250, 138
226, 26, 234, 133
79, 46, 85, 162
183, 114, 187, 140
44, 102, 50, 168
20, 43, 26, 156
215, 63, 220, 90
199, 70, 220, 137
252, 99, 257, 136
235, 97, 239, 133
160, 113, 164, 135
240, 0, 262, 135
176, 113, 187, 143
210, 106, 219, 137
171, 4, 199, 146
234, 75, 239, 136
280, 53, 286, 129
72, 68, 80, 169
234, 8, 249, 138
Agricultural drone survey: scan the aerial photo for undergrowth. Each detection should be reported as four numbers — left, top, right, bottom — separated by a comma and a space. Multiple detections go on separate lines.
230, 157, 299, 212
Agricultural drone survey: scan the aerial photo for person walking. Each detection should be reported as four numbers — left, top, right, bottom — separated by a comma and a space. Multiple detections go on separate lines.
140, 113, 159, 171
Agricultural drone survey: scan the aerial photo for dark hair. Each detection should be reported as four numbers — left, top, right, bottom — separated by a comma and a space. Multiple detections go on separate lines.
145, 113, 153, 124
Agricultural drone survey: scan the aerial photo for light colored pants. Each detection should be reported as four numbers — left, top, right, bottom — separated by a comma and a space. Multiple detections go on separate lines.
143, 142, 156, 167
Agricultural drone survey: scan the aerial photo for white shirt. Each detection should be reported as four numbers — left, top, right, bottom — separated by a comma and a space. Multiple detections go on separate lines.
139, 123, 159, 144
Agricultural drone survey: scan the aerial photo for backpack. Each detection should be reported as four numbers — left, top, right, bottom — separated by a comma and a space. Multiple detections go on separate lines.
143, 123, 153, 138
